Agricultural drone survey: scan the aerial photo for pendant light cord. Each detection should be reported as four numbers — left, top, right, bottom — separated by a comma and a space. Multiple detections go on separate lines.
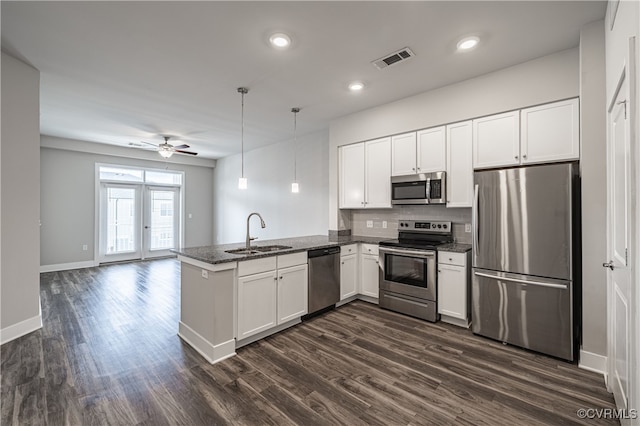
238, 87, 249, 178
292, 107, 300, 182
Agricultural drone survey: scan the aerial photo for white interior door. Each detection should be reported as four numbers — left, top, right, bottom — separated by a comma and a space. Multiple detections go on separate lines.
144, 186, 180, 259
100, 183, 142, 262
606, 67, 635, 418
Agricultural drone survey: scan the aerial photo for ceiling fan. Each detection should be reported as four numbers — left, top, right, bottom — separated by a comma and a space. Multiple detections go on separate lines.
132, 136, 198, 158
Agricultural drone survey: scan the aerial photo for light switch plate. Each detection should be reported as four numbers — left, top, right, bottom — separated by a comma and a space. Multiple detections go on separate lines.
366, 220, 373, 228
201, 269, 209, 279
382, 221, 387, 229
465, 223, 472, 233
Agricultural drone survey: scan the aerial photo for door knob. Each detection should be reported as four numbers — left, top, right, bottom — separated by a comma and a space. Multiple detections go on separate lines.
602, 261, 614, 270
144, 226, 150, 229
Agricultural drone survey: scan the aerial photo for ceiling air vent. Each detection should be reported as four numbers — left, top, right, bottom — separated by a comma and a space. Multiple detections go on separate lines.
372, 47, 415, 70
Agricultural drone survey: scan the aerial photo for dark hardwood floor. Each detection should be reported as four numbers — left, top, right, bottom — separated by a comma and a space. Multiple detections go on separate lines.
2, 258, 617, 425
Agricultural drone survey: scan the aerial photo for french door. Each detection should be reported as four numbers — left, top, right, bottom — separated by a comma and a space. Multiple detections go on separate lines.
99, 183, 180, 263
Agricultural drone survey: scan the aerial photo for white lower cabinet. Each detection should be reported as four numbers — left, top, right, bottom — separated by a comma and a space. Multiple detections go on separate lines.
437, 251, 471, 327
237, 270, 278, 340
277, 264, 308, 324
340, 253, 358, 300
359, 244, 379, 299
237, 253, 307, 341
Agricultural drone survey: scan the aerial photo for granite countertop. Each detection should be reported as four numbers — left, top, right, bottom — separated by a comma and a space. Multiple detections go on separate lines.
172, 235, 390, 265
437, 242, 472, 253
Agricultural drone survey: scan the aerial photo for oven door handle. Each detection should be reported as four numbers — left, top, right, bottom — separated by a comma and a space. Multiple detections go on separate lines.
379, 247, 436, 257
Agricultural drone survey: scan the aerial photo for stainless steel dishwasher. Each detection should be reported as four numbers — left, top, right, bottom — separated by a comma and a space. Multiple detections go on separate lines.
306, 246, 341, 317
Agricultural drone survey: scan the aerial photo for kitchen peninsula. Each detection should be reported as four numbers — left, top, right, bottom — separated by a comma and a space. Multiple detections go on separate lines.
173, 235, 383, 364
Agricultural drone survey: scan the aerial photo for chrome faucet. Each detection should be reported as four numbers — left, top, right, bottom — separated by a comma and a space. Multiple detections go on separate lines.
246, 212, 266, 250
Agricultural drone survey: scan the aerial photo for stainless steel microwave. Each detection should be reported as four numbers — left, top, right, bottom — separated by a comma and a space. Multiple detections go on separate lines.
390, 172, 446, 205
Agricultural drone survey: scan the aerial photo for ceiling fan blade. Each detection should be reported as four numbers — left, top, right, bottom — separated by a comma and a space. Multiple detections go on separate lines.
140, 140, 159, 147
173, 144, 190, 150
175, 150, 198, 156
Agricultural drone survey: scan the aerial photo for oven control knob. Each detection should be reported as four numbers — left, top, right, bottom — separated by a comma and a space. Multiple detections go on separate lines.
437, 224, 442, 228
443, 224, 448, 229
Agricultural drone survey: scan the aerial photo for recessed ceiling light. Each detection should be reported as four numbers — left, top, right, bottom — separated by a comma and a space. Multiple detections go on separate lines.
348, 82, 365, 92
269, 33, 291, 48
457, 36, 479, 51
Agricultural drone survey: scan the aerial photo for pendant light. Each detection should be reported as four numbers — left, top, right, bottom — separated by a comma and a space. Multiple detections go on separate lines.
291, 107, 300, 193
237, 87, 249, 189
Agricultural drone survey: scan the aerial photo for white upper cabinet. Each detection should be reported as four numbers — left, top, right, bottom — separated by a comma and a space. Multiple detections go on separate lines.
365, 137, 392, 208
473, 111, 520, 169
446, 121, 473, 207
339, 143, 365, 208
340, 138, 391, 209
391, 127, 445, 176
521, 98, 579, 164
391, 132, 417, 176
417, 126, 446, 173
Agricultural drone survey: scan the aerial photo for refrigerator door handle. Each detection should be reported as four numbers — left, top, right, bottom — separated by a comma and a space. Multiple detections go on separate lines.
472, 184, 479, 254
474, 271, 568, 290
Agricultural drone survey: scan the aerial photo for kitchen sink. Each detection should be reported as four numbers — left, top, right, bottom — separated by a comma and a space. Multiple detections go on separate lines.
254, 245, 292, 252
225, 245, 292, 255
225, 248, 259, 255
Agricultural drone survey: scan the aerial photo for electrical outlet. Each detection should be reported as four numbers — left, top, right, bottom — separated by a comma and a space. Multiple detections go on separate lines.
201, 269, 209, 279
82, 244, 88, 251
366, 220, 373, 228
382, 221, 387, 229
465, 223, 472, 233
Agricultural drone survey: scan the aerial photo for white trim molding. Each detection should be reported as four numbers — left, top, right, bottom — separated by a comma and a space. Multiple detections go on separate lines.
40, 260, 97, 273
579, 350, 608, 376
1, 314, 43, 345
178, 321, 236, 364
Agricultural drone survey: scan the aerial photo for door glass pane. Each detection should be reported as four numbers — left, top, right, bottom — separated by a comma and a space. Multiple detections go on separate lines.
149, 190, 175, 250
145, 171, 182, 185
106, 187, 136, 254
100, 167, 143, 182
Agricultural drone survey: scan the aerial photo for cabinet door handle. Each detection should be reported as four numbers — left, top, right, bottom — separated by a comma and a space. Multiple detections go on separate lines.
279, 276, 283, 280
515, 155, 519, 160
522, 154, 527, 159
273, 277, 277, 281
412, 167, 415, 171
341, 262, 345, 265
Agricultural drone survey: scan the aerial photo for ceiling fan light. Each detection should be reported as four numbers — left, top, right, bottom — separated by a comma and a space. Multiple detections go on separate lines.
238, 177, 248, 190
159, 150, 174, 159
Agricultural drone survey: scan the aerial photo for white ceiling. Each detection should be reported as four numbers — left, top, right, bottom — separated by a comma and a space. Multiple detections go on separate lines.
2, 1, 605, 159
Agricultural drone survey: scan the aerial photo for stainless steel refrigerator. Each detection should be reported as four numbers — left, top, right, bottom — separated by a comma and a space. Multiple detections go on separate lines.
471, 162, 581, 361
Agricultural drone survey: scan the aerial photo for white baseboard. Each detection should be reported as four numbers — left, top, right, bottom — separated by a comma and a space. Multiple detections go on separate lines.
40, 260, 96, 273
440, 314, 470, 328
236, 318, 301, 349
579, 350, 607, 376
1, 314, 43, 345
178, 321, 236, 364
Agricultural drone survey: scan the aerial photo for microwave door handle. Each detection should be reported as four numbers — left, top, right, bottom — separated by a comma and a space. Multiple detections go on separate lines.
425, 178, 431, 201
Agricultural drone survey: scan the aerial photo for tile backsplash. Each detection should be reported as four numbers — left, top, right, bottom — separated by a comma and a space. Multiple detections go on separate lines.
350, 205, 472, 243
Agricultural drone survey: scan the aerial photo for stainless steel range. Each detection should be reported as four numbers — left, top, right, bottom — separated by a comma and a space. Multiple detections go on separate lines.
379, 220, 453, 322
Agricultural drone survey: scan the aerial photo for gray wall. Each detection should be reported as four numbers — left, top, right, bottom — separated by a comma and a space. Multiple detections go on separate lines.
1, 53, 42, 336
579, 20, 607, 358
213, 130, 329, 244
329, 47, 580, 231
40, 138, 215, 267
327, 45, 611, 362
